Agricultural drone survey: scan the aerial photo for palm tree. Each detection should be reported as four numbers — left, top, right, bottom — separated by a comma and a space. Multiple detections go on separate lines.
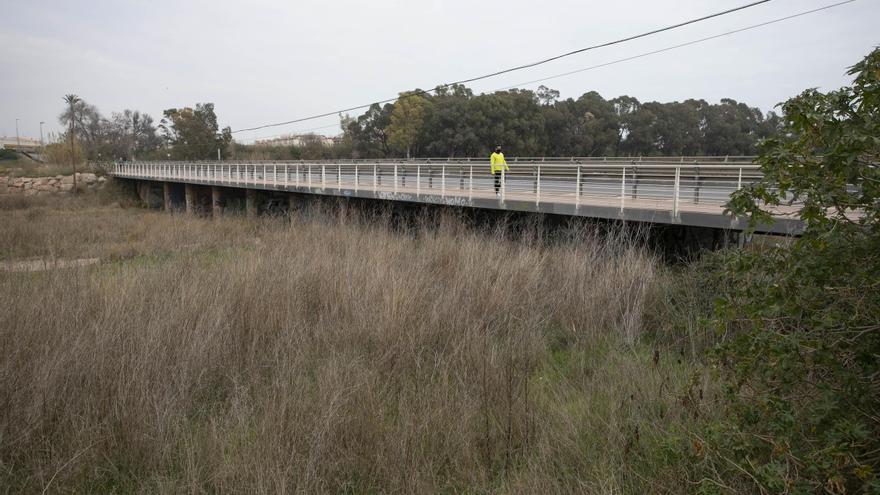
64, 94, 80, 194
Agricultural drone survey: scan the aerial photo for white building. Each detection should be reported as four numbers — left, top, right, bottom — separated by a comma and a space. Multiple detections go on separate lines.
0, 136, 41, 152
254, 133, 337, 147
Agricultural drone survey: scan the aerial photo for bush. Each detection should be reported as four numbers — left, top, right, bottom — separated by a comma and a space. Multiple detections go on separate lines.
680, 48, 880, 493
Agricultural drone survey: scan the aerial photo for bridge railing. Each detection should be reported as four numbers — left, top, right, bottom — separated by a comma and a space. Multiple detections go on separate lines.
113, 158, 765, 217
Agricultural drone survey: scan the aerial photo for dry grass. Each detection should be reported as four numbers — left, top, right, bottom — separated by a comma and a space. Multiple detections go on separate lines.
0, 195, 700, 493
0, 158, 76, 178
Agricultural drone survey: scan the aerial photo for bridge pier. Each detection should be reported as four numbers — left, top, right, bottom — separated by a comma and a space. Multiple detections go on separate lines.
136, 181, 164, 208
164, 183, 172, 211
212, 186, 224, 218
183, 184, 215, 215
185, 184, 195, 214
245, 189, 257, 217
163, 182, 186, 212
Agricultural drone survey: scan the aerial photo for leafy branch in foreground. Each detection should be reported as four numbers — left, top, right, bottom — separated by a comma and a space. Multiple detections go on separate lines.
689, 48, 880, 494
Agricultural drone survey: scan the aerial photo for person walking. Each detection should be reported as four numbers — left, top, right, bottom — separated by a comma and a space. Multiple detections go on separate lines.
490, 145, 509, 196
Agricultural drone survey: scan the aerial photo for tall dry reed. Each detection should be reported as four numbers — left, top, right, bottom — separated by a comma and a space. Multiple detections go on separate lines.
0, 199, 694, 493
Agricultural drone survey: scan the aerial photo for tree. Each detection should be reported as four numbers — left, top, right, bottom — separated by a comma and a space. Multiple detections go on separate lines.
701, 98, 763, 155
346, 103, 394, 158
465, 90, 544, 156
610, 95, 642, 155
645, 100, 704, 156
575, 91, 619, 156
63, 94, 81, 193
421, 85, 480, 157
159, 103, 232, 160
692, 47, 880, 493
59, 95, 104, 158
387, 92, 430, 158
106, 110, 160, 159
536, 85, 560, 106
57, 96, 160, 161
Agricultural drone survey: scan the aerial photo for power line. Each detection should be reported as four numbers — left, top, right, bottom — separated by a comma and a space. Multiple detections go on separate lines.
232, 0, 772, 133
246, 0, 856, 142
497, 0, 858, 92
250, 123, 341, 143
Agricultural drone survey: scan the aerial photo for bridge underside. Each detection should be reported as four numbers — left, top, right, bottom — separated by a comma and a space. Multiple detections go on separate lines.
125, 176, 801, 236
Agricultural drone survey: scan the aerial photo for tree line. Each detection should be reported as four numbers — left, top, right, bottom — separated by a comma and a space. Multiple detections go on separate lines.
247, 84, 781, 160
52, 85, 781, 163
359, 85, 782, 157
49, 99, 231, 163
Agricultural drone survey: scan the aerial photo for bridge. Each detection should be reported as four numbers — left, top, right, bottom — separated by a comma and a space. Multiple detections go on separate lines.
112, 157, 803, 236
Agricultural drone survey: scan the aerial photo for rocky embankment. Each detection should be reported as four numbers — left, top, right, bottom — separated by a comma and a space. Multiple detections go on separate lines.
0, 173, 106, 195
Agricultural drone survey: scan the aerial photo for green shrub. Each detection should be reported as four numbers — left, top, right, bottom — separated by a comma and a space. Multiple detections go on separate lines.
684, 48, 880, 493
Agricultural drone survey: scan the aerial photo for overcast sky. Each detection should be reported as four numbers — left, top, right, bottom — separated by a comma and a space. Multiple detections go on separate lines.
1, 0, 877, 143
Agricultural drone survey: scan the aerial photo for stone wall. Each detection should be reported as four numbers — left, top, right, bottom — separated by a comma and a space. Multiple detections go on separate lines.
0, 173, 107, 195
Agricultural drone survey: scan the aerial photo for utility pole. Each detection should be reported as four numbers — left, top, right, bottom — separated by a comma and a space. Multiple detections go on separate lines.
39, 121, 45, 151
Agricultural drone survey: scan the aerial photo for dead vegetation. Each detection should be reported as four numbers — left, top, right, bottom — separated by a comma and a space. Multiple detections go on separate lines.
0, 195, 701, 493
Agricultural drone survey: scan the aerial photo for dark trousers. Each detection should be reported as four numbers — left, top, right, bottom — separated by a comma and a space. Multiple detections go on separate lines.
493, 172, 502, 193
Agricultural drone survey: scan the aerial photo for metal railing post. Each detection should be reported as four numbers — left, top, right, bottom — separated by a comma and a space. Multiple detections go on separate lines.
417, 164, 421, 196
620, 167, 626, 213
536, 164, 541, 206
321, 164, 326, 188
296, 164, 300, 187
394, 164, 398, 193
737, 167, 743, 190
308, 164, 313, 188
673, 165, 681, 220
575, 164, 582, 202
273, 164, 277, 186
632, 157, 641, 199
354, 164, 359, 191
469, 165, 473, 199
500, 168, 506, 202
441, 164, 446, 197
338, 163, 341, 190
373, 164, 377, 189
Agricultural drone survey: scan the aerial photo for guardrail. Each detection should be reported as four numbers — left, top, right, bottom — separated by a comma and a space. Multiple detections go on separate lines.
113, 157, 764, 219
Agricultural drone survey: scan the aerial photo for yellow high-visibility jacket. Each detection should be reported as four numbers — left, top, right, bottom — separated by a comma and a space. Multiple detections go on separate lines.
490, 152, 509, 174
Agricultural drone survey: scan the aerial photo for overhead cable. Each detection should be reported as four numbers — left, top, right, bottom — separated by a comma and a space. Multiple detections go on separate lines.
233, 0, 772, 133
498, 0, 858, 91
249, 0, 856, 141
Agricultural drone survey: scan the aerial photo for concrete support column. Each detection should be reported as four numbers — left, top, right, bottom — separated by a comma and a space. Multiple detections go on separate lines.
245, 189, 257, 217
185, 183, 195, 214
136, 181, 148, 204
163, 182, 173, 211
212, 186, 223, 218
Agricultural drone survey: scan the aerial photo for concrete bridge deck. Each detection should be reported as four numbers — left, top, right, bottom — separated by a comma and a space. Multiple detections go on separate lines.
112, 157, 803, 235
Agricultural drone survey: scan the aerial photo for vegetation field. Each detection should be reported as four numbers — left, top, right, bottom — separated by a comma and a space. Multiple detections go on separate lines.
0, 192, 721, 493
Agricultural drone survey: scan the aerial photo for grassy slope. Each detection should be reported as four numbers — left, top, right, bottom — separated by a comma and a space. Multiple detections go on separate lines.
0, 195, 707, 493
0, 155, 75, 178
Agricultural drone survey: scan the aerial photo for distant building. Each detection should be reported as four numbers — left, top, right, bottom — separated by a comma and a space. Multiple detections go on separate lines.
0, 136, 41, 152
254, 133, 338, 147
